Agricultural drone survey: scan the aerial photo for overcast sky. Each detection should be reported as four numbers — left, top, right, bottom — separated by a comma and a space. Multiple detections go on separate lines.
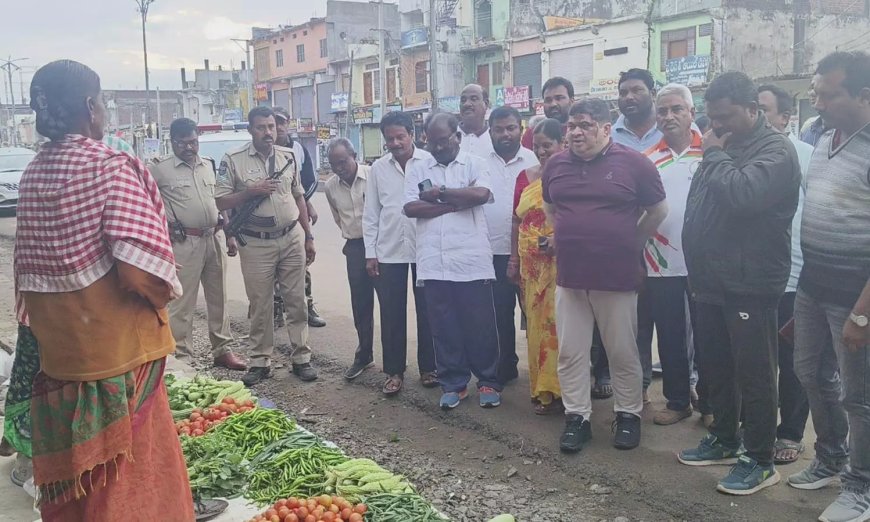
3, 0, 381, 100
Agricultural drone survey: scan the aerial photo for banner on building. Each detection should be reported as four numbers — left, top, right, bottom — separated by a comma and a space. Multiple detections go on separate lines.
437, 96, 461, 114
352, 107, 375, 124
287, 118, 299, 132
403, 92, 431, 111
254, 83, 269, 101
317, 126, 332, 140
331, 92, 349, 112
588, 78, 620, 101
495, 86, 530, 110
401, 28, 428, 49
298, 118, 315, 133
666, 55, 711, 87
533, 100, 545, 115
543, 16, 602, 31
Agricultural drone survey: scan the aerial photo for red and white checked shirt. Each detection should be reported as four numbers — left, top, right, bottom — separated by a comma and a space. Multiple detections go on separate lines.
14, 135, 182, 324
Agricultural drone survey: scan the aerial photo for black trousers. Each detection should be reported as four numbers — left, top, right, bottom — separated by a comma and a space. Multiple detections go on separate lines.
425, 280, 502, 393
637, 277, 692, 410
689, 297, 712, 415
493, 255, 520, 381
375, 262, 436, 376
776, 292, 810, 442
343, 239, 375, 363
695, 299, 779, 466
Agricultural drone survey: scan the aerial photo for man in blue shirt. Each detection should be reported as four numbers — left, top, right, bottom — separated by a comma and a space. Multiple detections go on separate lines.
612, 69, 663, 152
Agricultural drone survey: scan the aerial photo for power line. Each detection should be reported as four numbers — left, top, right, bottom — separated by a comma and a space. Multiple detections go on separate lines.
791, 0, 865, 50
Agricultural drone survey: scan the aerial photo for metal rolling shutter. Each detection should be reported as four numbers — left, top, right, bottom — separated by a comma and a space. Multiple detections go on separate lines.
291, 86, 315, 119
512, 53, 542, 99
548, 45, 594, 96
316, 81, 335, 124
273, 88, 290, 111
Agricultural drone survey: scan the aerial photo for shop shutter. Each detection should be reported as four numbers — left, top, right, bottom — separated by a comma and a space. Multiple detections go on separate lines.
291, 86, 315, 119
273, 88, 290, 112
548, 45, 594, 96
362, 126, 382, 161
316, 81, 335, 124
512, 54, 542, 99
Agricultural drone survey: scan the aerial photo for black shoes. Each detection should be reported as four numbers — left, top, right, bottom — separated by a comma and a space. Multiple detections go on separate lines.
242, 366, 272, 386
612, 412, 642, 450
560, 414, 592, 453
308, 302, 326, 327
344, 359, 374, 380
292, 362, 319, 381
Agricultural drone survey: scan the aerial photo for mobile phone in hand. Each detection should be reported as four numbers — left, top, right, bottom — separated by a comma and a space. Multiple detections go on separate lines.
418, 179, 433, 193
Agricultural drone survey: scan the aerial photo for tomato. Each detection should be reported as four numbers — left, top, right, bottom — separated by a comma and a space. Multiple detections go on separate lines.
312, 506, 325, 519
284, 515, 299, 522
321, 512, 335, 522
304, 516, 316, 522
340, 508, 351, 519
222, 397, 235, 405
278, 507, 291, 519
348, 514, 363, 522
265, 509, 278, 519
287, 497, 300, 509
329, 505, 340, 514
190, 412, 202, 421
243, 399, 255, 407
353, 504, 367, 515
296, 507, 309, 519
271, 516, 281, 522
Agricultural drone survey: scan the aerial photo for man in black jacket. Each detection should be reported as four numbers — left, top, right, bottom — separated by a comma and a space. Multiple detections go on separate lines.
273, 107, 327, 328
677, 72, 801, 496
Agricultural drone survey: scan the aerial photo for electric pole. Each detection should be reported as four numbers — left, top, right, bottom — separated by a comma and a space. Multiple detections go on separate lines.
429, 0, 438, 110
231, 38, 255, 116
377, 0, 387, 118
0, 56, 28, 147
135, 0, 155, 125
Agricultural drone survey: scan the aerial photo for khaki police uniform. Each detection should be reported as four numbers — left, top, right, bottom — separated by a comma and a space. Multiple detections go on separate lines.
215, 143, 310, 368
150, 154, 235, 361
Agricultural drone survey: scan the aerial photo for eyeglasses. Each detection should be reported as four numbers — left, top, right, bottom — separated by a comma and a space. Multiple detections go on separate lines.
567, 121, 600, 133
172, 139, 198, 149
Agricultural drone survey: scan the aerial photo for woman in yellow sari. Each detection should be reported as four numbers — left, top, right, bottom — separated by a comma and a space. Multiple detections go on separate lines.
508, 118, 565, 414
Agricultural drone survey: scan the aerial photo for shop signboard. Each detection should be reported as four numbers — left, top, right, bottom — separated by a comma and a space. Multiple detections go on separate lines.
589, 77, 620, 101
331, 92, 349, 112
401, 28, 428, 49
495, 86, 530, 110
666, 55, 711, 87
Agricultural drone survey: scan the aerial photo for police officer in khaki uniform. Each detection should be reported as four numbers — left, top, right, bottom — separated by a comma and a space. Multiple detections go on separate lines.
215, 106, 318, 386
151, 118, 246, 370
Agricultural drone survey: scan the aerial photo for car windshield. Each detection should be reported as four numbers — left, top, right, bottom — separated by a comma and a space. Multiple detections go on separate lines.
198, 138, 250, 162
0, 153, 35, 171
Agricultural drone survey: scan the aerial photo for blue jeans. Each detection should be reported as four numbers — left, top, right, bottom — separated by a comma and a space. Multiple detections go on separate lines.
794, 289, 870, 492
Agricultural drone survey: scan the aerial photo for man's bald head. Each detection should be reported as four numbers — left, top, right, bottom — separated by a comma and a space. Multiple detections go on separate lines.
460, 84, 489, 132
424, 111, 461, 165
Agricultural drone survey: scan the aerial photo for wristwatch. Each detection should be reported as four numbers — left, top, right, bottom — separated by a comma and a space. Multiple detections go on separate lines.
305, 233, 315, 241
850, 312, 869, 328
437, 185, 447, 202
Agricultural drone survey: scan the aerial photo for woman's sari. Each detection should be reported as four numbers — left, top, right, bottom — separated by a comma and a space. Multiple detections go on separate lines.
515, 174, 561, 404
32, 358, 194, 521
3, 324, 39, 458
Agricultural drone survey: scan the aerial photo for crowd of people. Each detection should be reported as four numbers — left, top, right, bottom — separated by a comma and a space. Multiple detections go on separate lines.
0, 49, 867, 522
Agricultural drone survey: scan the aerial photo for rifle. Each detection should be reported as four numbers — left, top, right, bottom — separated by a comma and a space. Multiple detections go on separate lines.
225, 152, 295, 247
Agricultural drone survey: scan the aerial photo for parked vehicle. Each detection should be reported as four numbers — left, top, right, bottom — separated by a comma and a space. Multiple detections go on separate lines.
0, 147, 37, 211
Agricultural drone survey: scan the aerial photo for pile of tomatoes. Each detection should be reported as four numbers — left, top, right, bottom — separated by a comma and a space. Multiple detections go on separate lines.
248, 495, 367, 522
175, 397, 256, 437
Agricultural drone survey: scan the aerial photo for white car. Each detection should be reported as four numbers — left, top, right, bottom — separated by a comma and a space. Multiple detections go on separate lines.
0, 147, 37, 211
197, 131, 251, 167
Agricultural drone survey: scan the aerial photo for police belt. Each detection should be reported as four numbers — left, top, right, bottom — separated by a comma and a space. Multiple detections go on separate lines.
239, 221, 297, 240
180, 225, 220, 237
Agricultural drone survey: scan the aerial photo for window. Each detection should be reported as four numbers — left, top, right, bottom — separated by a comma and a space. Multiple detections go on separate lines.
363, 70, 381, 105
297, 44, 305, 63
320, 38, 328, 58
341, 73, 350, 92
303, 30, 308, 36
660, 27, 696, 70
386, 67, 397, 101
292, 33, 297, 39
475, 0, 493, 40
275, 49, 284, 68
491, 61, 503, 85
255, 47, 271, 81
280, 37, 284, 42
415, 61, 430, 93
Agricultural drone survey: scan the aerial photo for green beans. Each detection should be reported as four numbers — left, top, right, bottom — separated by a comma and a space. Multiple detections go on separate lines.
362, 493, 447, 521
245, 446, 348, 505
209, 408, 297, 459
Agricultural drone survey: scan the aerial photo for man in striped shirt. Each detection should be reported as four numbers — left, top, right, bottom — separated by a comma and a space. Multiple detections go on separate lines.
788, 51, 870, 522
640, 83, 702, 426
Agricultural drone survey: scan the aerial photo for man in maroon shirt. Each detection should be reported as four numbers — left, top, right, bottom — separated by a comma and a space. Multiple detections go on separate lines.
542, 98, 668, 453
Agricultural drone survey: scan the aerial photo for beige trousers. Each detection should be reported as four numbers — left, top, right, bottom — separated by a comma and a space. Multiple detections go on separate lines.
170, 230, 234, 361
239, 226, 310, 367
555, 286, 643, 419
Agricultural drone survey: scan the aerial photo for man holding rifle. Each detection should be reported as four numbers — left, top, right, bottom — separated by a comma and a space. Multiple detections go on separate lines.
216, 106, 318, 386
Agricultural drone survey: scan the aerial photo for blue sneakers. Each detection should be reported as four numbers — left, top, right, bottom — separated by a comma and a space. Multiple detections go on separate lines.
439, 388, 468, 410
716, 455, 781, 495
479, 386, 501, 408
678, 434, 744, 466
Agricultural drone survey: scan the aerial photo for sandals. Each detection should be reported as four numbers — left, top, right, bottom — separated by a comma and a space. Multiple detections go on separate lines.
774, 438, 805, 464
592, 382, 614, 399
420, 371, 439, 388
194, 499, 229, 522
534, 398, 564, 415
383, 375, 404, 396
0, 437, 15, 457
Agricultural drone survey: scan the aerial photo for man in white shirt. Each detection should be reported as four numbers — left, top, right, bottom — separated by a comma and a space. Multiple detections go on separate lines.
458, 84, 495, 159
404, 112, 502, 410
641, 84, 702, 426
757, 83, 815, 465
324, 139, 376, 381
363, 111, 438, 395
486, 105, 539, 382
